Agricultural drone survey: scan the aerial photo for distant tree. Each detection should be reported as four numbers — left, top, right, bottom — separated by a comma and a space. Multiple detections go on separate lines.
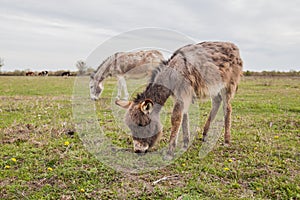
0, 57, 4, 72
76, 60, 87, 75
244, 70, 252, 76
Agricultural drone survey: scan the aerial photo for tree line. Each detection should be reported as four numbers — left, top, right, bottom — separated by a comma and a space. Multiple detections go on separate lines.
243, 70, 300, 76
0, 60, 95, 76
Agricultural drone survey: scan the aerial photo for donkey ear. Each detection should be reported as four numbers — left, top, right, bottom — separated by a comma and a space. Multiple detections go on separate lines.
140, 99, 154, 114
115, 100, 132, 109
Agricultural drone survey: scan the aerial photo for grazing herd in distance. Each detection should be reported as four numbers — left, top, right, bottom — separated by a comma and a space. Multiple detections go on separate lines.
0, 70, 76, 76
25, 71, 71, 77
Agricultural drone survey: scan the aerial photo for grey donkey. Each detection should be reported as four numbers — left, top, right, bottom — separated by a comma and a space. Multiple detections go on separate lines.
116, 42, 243, 159
90, 50, 164, 100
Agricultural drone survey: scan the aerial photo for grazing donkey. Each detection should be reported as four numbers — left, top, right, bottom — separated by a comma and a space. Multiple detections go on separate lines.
89, 50, 164, 100
116, 42, 243, 159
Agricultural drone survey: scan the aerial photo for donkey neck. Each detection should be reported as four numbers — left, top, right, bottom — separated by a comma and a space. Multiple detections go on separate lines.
138, 83, 172, 106
94, 54, 117, 82
136, 65, 181, 106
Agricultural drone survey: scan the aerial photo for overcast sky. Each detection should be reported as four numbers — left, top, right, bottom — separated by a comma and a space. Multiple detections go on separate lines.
0, 0, 300, 72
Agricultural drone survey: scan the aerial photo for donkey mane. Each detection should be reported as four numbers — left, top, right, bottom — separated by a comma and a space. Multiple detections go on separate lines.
164, 44, 193, 65
149, 63, 164, 83
91, 52, 119, 78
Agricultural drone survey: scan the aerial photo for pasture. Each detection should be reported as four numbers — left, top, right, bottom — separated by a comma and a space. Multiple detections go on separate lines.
0, 76, 299, 199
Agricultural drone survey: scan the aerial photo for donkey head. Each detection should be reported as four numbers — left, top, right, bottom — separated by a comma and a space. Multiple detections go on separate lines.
89, 73, 104, 101
116, 99, 163, 153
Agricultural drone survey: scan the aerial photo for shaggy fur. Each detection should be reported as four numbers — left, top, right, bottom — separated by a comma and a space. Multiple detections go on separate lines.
116, 42, 243, 157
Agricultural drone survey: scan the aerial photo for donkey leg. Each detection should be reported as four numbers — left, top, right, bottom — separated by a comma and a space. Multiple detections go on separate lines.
117, 76, 129, 100
182, 113, 190, 150
116, 78, 122, 100
122, 78, 129, 100
166, 101, 184, 159
223, 93, 233, 145
202, 94, 222, 142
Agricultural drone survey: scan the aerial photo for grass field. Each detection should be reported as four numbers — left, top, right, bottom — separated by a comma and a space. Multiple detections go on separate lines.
0, 76, 299, 199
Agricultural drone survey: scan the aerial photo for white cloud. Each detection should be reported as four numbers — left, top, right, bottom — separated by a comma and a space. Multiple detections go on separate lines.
0, 0, 300, 71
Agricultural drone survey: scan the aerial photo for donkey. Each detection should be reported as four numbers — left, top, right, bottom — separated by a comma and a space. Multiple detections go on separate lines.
116, 42, 243, 159
89, 50, 164, 100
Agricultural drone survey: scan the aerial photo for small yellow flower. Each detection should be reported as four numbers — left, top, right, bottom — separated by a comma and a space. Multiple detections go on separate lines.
182, 163, 186, 167
80, 188, 85, 193
64, 141, 70, 146
274, 135, 279, 139
256, 187, 261, 191
228, 159, 233, 162
47, 167, 53, 171
4, 165, 10, 169
11, 158, 17, 162
254, 147, 257, 150
223, 167, 230, 171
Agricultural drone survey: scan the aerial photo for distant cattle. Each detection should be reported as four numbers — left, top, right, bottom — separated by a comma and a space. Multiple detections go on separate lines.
61, 71, 71, 77
38, 71, 48, 76
26, 72, 35, 76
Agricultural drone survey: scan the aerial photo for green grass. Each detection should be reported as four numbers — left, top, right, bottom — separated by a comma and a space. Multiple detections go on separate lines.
0, 76, 299, 199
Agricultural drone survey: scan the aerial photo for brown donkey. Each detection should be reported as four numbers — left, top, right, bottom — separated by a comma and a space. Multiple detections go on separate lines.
116, 42, 243, 159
